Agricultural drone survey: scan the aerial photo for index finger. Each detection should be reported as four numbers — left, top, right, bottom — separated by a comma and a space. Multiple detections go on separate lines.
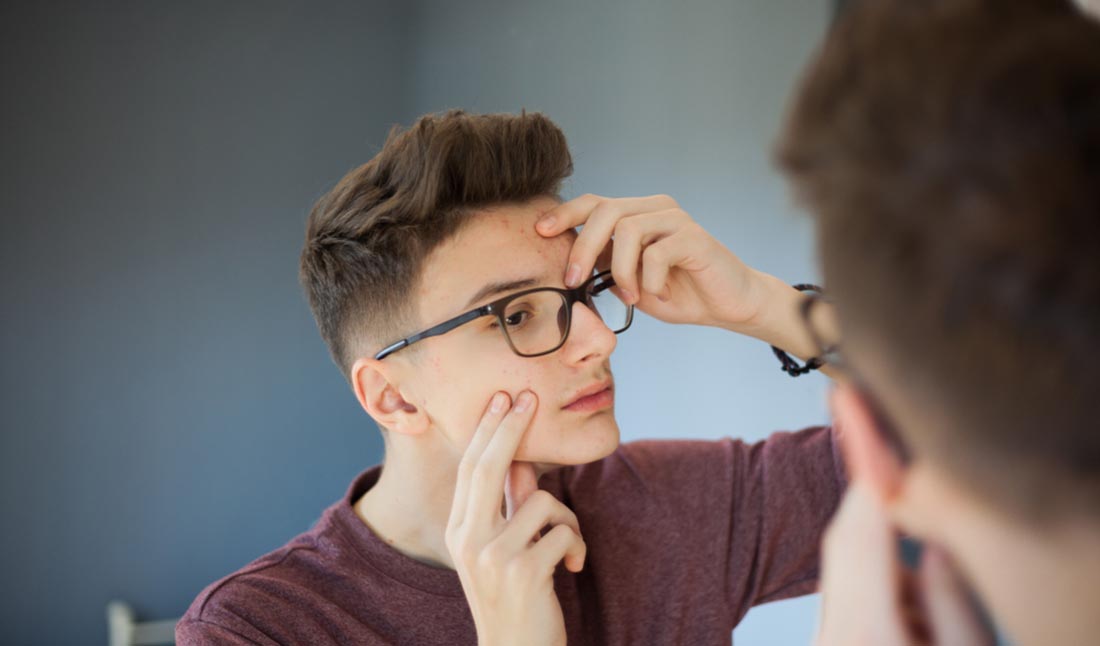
450, 391, 510, 525
466, 391, 539, 523
538, 194, 680, 288
535, 194, 602, 237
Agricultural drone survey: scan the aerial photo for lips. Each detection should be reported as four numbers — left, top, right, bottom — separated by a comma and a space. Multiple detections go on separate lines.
563, 380, 614, 412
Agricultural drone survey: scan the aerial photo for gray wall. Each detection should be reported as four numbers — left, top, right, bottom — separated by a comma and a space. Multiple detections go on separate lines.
0, 1, 829, 644
1, 2, 408, 644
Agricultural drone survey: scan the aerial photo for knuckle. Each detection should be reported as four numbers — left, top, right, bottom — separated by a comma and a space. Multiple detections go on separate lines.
530, 488, 554, 504
642, 243, 665, 263
614, 217, 640, 240
528, 489, 556, 511
590, 200, 619, 223
476, 546, 502, 573
504, 558, 533, 584
445, 528, 469, 552
458, 544, 480, 568
543, 524, 567, 542
482, 542, 506, 566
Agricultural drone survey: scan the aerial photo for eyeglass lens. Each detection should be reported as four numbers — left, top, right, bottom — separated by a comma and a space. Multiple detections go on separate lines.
500, 280, 630, 356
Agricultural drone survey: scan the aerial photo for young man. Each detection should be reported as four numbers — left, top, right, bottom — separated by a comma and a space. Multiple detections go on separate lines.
176, 111, 845, 644
773, 0, 1100, 644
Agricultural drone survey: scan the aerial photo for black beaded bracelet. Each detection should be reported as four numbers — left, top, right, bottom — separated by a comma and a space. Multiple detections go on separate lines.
771, 283, 825, 377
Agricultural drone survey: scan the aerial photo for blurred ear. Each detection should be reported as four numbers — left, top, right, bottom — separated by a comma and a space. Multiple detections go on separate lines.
351, 357, 429, 436
831, 384, 906, 504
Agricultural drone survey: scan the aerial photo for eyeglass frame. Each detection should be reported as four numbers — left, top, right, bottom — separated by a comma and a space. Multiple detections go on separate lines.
798, 291, 913, 465
374, 269, 634, 361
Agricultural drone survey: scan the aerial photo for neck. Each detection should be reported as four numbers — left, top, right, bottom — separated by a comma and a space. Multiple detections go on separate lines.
353, 433, 560, 571
354, 441, 460, 570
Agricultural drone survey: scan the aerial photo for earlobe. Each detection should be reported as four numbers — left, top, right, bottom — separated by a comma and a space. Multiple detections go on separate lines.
351, 357, 429, 436
831, 385, 906, 504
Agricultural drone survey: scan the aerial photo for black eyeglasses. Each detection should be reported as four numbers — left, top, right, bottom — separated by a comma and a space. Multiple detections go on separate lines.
799, 292, 912, 464
374, 270, 634, 360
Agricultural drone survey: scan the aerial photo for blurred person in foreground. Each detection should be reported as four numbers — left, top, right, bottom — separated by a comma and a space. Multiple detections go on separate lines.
774, 0, 1100, 644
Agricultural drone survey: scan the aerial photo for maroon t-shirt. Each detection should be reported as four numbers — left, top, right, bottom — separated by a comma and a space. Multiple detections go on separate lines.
178, 426, 843, 645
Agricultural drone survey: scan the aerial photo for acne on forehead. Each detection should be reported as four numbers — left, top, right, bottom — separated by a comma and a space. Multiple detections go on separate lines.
413, 203, 577, 329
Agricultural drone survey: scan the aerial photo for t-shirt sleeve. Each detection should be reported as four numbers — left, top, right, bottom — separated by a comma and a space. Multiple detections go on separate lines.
720, 426, 845, 621
176, 576, 394, 646
570, 425, 845, 628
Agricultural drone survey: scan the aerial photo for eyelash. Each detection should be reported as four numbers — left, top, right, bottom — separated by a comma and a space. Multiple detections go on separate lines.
489, 309, 533, 329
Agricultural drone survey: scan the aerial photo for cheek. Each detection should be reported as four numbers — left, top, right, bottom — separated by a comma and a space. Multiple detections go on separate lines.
428, 351, 543, 447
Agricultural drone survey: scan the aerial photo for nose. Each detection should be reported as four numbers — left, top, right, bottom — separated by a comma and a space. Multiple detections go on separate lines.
561, 299, 617, 365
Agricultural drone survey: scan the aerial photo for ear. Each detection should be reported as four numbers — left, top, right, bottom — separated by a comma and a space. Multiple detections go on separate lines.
831, 384, 906, 505
350, 356, 430, 436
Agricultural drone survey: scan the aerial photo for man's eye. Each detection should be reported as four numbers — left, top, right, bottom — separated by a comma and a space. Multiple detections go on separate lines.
488, 310, 532, 330
503, 310, 532, 327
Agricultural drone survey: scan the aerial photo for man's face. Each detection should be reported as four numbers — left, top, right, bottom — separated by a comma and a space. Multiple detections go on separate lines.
395, 196, 621, 466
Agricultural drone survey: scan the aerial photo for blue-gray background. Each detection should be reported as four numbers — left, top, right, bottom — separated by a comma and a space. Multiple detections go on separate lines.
0, 1, 832, 643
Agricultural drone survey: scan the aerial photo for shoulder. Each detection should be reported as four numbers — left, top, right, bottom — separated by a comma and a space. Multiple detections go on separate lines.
180, 534, 324, 627
178, 502, 356, 640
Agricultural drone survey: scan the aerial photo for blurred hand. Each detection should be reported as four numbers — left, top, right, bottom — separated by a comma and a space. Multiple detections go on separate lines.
817, 483, 996, 646
536, 194, 770, 329
445, 391, 583, 646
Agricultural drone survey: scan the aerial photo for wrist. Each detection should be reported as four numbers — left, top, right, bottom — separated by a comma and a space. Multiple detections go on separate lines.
720, 271, 798, 342
728, 273, 830, 363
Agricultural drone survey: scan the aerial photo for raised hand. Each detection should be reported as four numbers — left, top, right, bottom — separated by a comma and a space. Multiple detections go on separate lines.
536, 193, 770, 329
538, 193, 839, 372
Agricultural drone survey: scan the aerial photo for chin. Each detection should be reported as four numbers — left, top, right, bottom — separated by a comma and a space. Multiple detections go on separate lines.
522, 411, 621, 466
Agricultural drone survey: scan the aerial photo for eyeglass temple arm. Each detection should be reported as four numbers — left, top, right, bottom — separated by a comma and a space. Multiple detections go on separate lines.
374, 306, 492, 360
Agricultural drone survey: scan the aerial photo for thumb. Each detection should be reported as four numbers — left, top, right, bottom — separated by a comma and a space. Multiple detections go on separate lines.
920, 545, 996, 646
504, 461, 539, 520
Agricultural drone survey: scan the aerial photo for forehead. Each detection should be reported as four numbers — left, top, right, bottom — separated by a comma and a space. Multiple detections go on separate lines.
417, 197, 576, 323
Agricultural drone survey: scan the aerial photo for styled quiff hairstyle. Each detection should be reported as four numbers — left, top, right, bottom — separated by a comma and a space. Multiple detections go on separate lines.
300, 110, 573, 380
778, 0, 1100, 520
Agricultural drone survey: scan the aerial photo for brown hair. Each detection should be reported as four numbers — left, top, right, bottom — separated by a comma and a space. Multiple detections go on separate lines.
300, 110, 573, 380
778, 0, 1100, 519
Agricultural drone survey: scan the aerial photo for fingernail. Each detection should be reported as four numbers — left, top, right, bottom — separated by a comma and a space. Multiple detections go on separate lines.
565, 264, 582, 287
515, 392, 533, 412
491, 393, 506, 413
538, 215, 556, 231
621, 289, 635, 304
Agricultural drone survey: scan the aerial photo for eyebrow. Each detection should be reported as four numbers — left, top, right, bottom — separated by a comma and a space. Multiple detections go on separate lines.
464, 277, 543, 309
